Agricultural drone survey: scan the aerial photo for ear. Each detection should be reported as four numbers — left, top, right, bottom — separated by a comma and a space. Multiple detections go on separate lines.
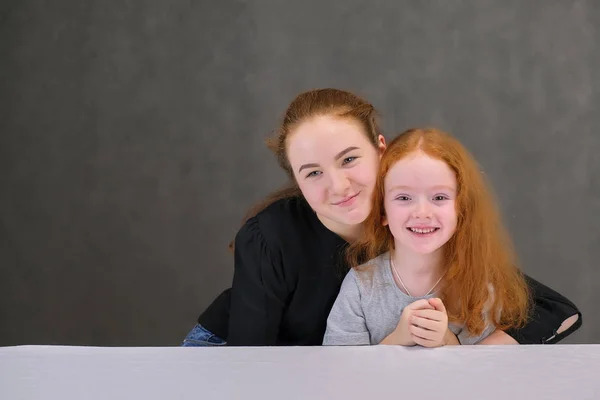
381, 214, 388, 226
376, 134, 387, 155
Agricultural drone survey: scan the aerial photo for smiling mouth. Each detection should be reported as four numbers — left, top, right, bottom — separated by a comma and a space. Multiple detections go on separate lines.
332, 192, 360, 206
407, 227, 440, 234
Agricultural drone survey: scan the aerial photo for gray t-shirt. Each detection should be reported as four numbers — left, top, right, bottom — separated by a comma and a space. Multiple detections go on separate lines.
323, 252, 496, 346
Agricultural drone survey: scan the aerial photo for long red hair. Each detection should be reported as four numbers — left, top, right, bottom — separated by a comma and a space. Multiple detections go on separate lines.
347, 128, 530, 335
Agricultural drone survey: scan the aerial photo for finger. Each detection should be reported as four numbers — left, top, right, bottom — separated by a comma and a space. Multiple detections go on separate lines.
428, 297, 447, 313
413, 309, 444, 322
413, 334, 442, 348
410, 324, 439, 341
407, 299, 435, 311
412, 334, 436, 348
412, 316, 441, 331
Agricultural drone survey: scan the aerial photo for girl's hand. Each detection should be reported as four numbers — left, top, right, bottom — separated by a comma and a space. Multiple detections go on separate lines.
410, 297, 450, 348
381, 299, 434, 346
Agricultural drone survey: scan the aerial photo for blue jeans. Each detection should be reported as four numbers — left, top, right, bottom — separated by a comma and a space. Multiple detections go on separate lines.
181, 324, 226, 347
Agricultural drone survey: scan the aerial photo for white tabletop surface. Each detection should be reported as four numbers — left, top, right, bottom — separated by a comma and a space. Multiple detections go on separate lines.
1, 344, 599, 400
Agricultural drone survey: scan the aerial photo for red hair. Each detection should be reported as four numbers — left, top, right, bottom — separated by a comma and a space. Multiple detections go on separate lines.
347, 128, 530, 335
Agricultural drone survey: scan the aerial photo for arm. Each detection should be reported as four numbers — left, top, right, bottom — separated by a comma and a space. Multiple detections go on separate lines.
196, 288, 231, 340
227, 218, 288, 346
409, 298, 459, 347
477, 329, 518, 345
322, 270, 371, 346
444, 330, 461, 345
457, 288, 512, 346
381, 299, 436, 346
463, 274, 580, 346
505, 275, 582, 344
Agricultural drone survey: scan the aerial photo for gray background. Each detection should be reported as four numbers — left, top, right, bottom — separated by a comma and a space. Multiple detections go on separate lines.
0, 0, 598, 346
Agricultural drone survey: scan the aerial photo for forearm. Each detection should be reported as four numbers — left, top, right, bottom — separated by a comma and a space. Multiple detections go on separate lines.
379, 332, 414, 346
509, 274, 582, 344
444, 330, 460, 346
379, 330, 457, 346
228, 307, 279, 346
228, 277, 282, 346
379, 334, 397, 345
477, 329, 519, 345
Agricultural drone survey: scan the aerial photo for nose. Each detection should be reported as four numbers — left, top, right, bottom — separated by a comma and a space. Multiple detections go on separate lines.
328, 170, 351, 195
412, 198, 432, 219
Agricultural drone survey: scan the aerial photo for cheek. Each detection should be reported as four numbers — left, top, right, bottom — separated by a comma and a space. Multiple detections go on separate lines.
350, 161, 378, 188
297, 181, 327, 204
442, 205, 458, 229
384, 205, 409, 228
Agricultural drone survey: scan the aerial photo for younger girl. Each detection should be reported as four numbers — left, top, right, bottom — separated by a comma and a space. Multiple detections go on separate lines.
323, 128, 530, 346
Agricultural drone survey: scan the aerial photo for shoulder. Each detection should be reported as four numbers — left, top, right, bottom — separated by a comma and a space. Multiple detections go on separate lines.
351, 252, 391, 294
339, 268, 360, 292
353, 252, 390, 280
254, 196, 313, 231
235, 196, 312, 251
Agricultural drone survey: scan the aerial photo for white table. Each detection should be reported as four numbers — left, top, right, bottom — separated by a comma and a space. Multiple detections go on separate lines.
1, 344, 598, 400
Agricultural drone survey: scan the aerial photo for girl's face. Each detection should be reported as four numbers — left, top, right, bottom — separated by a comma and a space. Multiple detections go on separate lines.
383, 151, 458, 255
286, 115, 385, 236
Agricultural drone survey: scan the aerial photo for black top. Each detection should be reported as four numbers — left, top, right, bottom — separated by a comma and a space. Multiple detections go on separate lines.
199, 197, 582, 346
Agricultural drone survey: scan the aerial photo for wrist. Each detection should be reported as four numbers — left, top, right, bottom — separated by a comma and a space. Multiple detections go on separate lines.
444, 329, 460, 346
381, 330, 414, 346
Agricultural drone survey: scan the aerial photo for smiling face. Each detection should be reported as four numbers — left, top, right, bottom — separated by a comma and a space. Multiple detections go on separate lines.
286, 115, 385, 236
383, 151, 458, 255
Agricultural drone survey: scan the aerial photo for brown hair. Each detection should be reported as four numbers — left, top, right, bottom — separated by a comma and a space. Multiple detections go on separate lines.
347, 128, 531, 335
229, 88, 382, 249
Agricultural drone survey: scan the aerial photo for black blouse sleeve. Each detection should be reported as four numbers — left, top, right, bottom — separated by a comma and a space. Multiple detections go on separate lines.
227, 216, 288, 346
507, 275, 582, 344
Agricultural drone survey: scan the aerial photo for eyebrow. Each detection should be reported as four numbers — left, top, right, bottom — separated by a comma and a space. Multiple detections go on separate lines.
298, 163, 320, 173
297, 146, 361, 173
334, 146, 360, 161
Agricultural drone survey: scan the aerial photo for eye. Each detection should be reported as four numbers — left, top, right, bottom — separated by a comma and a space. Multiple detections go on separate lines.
306, 171, 322, 178
395, 195, 411, 201
342, 156, 358, 165
433, 195, 449, 201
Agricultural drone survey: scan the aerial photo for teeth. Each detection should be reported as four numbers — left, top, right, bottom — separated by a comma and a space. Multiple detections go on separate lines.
410, 228, 436, 234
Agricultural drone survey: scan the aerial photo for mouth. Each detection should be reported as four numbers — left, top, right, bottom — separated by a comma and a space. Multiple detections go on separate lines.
407, 227, 440, 235
332, 192, 360, 206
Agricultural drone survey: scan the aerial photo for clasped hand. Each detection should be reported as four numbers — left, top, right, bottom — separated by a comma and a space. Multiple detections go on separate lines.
391, 298, 454, 347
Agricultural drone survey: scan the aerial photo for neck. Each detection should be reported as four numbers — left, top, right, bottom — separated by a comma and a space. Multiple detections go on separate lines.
316, 214, 363, 243
391, 243, 445, 297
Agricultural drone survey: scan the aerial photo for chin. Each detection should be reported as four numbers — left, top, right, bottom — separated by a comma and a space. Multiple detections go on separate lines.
406, 242, 445, 255
346, 207, 371, 224
329, 209, 369, 226
412, 247, 442, 255
333, 214, 365, 227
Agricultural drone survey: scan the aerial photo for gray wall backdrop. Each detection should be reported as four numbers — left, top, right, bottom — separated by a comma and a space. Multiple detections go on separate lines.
1, 1, 598, 346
